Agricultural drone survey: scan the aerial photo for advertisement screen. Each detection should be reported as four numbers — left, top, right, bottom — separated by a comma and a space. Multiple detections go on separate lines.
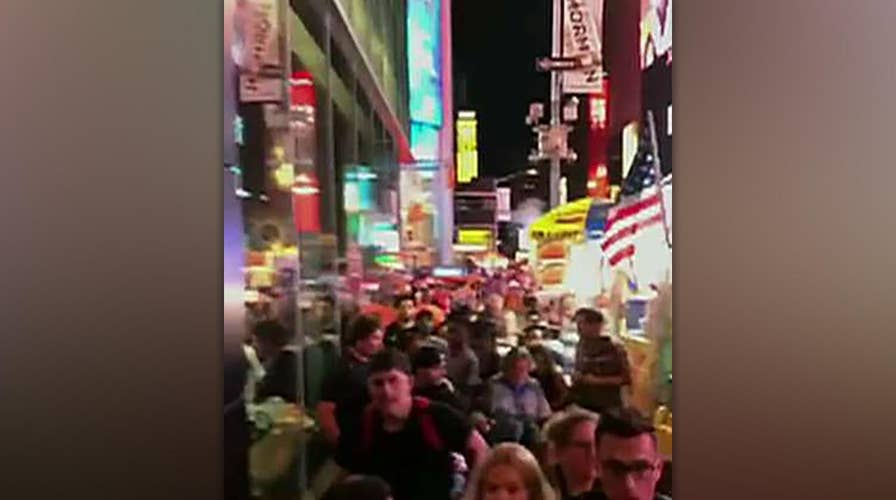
641, 0, 672, 69
457, 229, 493, 248
400, 167, 436, 247
344, 166, 376, 213
407, 0, 443, 127
456, 111, 478, 184
411, 122, 440, 161
367, 222, 401, 253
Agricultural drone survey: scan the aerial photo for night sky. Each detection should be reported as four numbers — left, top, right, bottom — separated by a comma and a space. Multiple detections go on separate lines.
452, 0, 552, 178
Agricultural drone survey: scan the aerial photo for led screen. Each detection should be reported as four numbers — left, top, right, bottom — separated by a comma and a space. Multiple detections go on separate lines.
407, 0, 443, 127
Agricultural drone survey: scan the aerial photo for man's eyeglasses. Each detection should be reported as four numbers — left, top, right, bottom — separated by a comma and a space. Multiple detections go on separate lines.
600, 460, 658, 481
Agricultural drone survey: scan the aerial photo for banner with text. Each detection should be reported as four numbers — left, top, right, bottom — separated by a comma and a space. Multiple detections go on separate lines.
234, 0, 282, 75
562, 0, 604, 94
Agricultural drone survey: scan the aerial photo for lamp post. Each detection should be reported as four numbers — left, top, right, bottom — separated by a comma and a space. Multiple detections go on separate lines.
529, 0, 579, 209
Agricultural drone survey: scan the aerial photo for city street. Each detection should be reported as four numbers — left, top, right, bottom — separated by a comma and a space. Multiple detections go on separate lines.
224, 1, 673, 499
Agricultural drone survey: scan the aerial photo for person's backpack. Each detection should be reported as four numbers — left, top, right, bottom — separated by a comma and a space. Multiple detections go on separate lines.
359, 397, 444, 452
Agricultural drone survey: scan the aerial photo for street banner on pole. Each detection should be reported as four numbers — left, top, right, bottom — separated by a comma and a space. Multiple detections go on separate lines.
235, 0, 282, 75
562, 0, 604, 94
240, 74, 284, 103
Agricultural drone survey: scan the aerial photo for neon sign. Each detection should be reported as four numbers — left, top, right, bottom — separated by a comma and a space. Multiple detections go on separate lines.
456, 111, 478, 184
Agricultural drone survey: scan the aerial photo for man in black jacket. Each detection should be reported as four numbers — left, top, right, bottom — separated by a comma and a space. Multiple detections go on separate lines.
412, 346, 466, 412
251, 320, 297, 403
335, 349, 489, 500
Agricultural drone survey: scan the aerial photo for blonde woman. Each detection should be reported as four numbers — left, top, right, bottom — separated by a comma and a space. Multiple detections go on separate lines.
465, 443, 557, 500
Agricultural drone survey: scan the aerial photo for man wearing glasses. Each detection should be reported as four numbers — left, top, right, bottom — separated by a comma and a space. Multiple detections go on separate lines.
593, 407, 671, 500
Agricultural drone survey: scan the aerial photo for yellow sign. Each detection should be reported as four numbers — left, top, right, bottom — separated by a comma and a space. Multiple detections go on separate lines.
529, 197, 593, 242
273, 162, 295, 190
456, 111, 478, 184
457, 228, 492, 248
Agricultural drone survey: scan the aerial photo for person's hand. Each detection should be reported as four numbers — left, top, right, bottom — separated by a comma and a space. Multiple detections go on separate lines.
451, 452, 469, 474
471, 413, 493, 434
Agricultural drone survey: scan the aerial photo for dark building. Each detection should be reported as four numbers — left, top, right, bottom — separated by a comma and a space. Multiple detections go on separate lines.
641, 49, 672, 176
603, 0, 643, 186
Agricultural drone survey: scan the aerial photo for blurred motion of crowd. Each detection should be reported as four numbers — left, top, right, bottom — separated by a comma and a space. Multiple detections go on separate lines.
242, 261, 671, 500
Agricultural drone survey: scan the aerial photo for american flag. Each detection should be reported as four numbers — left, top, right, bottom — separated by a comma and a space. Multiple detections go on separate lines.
601, 146, 666, 267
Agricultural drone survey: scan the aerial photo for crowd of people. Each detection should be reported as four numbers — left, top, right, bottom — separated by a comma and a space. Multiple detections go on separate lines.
243, 264, 671, 500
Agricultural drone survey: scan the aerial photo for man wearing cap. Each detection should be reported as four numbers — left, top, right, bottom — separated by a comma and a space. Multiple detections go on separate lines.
334, 349, 489, 500
570, 308, 632, 413
412, 346, 466, 412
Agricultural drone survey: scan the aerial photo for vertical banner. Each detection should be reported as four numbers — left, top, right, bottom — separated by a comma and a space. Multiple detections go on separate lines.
224, 0, 238, 166
455, 111, 478, 184
641, 0, 672, 69
234, 0, 282, 74
288, 71, 316, 168
496, 187, 511, 222
562, 0, 604, 94
234, 0, 284, 103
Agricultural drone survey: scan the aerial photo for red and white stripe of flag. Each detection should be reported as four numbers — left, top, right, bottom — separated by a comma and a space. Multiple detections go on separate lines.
601, 192, 665, 267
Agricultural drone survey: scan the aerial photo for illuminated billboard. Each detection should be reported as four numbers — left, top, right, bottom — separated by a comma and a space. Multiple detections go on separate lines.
400, 167, 436, 247
344, 166, 377, 213
411, 122, 440, 161
457, 228, 493, 248
641, 0, 672, 69
456, 111, 478, 184
407, 0, 443, 127
496, 187, 511, 222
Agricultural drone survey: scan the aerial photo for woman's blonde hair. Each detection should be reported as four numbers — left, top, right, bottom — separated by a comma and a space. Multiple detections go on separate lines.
464, 443, 557, 500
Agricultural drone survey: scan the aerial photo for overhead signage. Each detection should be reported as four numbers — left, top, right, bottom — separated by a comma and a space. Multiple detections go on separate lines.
240, 74, 283, 103
234, 0, 282, 75
562, 0, 604, 94
535, 57, 589, 72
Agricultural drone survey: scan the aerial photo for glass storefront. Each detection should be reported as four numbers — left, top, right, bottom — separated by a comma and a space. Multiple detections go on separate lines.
228, 1, 414, 495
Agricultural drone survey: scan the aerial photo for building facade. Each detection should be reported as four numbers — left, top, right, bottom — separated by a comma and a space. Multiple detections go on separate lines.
224, 1, 456, 493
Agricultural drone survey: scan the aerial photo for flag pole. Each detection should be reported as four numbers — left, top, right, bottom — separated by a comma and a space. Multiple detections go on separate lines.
646, 111, 672, 249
